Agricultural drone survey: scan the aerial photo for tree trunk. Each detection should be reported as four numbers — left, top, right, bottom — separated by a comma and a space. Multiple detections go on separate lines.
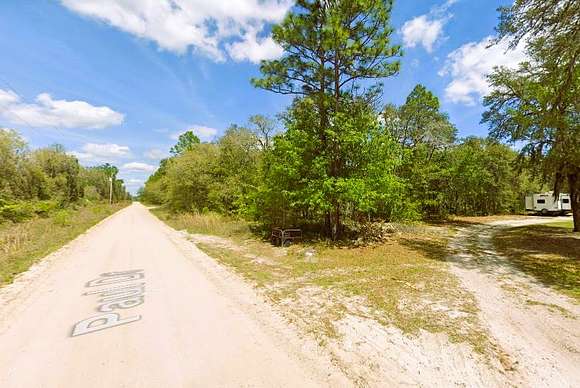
568, 172, 580, 232
331, 200, 341, 240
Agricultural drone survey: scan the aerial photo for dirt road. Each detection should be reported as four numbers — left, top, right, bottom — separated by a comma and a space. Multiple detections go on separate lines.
449, 217, 580, 387
0, 203, 347, 388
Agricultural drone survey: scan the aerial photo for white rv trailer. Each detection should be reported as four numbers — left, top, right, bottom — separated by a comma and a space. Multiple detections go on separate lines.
525, 192, 572, 215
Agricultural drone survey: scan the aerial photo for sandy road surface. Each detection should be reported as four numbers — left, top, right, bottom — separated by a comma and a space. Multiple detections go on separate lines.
0, 203, 348, 388
449, 216, 580, 387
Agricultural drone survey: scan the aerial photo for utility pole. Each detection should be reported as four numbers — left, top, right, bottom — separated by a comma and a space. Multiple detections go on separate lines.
109, 176, 113, 205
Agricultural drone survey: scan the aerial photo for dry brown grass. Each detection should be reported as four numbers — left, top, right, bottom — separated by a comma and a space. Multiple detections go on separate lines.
0, 202, 129, 286
151, 209, 254, 238
446, 214, 528, 226
155, 209, 492, 353
494, 220, 580, 301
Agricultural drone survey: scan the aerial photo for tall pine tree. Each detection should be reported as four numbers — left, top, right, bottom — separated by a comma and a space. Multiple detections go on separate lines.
253, 0, 402, 238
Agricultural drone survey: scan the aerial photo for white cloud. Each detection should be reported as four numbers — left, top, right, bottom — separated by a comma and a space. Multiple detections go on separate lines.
61, 0, 292, 62
126, 178, 144, 185
144, 148, 168, 160
69, 151, 95, 161
0, 89, 124, 129
122, 162, 157, 173
171, 125, 219, 142
439, 36, 527, 105
402, 16, 445, 53
0, 89, 19, 106
192, 126, 218, 141
226, 27, 283, 63
70, 142, 131, 163
83, 143, 130, 157
401, 0, 456, 53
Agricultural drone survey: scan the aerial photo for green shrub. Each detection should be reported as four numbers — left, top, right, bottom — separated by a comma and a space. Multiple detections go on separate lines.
83, 185, 101, 201
0, 203, 34, 222
32, 200, 59, 217
0, 200, 62, 223
52, 210, 71, 227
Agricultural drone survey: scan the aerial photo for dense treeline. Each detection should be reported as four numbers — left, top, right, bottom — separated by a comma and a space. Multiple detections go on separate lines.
482, 0, 579, 230
141, 87, 539, 235
0, 129, 128, 222
141, 0, 577, 237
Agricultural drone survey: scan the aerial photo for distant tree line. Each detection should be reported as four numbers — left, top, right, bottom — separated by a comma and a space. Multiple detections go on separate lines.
0, 129, 128, 222
141, 97, 539, 238
142, 0, 577, 236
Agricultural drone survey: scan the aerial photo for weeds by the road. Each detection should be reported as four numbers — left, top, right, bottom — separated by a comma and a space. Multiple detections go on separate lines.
0, 202, 129, 286
493, 220, 580, 301
152, 209, 254, 238
155, 209, 492, 355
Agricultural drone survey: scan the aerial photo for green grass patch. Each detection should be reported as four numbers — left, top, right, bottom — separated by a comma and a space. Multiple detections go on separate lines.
197, 243, 274, 287
0, 202, 129, 286
494, 222, 580, 301
543, 220, 574, 230
153, 209, 491, 354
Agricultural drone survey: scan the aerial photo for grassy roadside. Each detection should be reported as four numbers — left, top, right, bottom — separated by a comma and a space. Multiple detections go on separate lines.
0, 202, 130, 286
493, 220, 580, 301
153, 208, 492, 354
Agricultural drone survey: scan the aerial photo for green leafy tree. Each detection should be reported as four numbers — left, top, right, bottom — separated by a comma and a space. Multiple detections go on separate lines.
170, 130, 201, 156
99, 163, 119, 179
29, 145, 82, 203
249, 115, 276, 151
213, 125, 261, 213
253, 0, 402, 238
387, 84, 456, 152
142, 125, 262, 214
140, 158, 170, 204
0, 128, 128, 222
445, 138, 535, 215
142, 131, 203, 206
165, 144, 220, 211
80, 164, 128, 202
483, 0, 580, 230
0, 129, 28, 201
382, 85, 456, 218
258, 95, 411, 233
80, 167, 108, 200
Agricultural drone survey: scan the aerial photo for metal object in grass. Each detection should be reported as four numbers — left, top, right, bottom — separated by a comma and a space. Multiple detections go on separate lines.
271, 228, 302, 247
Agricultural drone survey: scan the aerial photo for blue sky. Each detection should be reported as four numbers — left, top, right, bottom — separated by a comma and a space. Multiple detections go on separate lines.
0, 0, 525, 193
